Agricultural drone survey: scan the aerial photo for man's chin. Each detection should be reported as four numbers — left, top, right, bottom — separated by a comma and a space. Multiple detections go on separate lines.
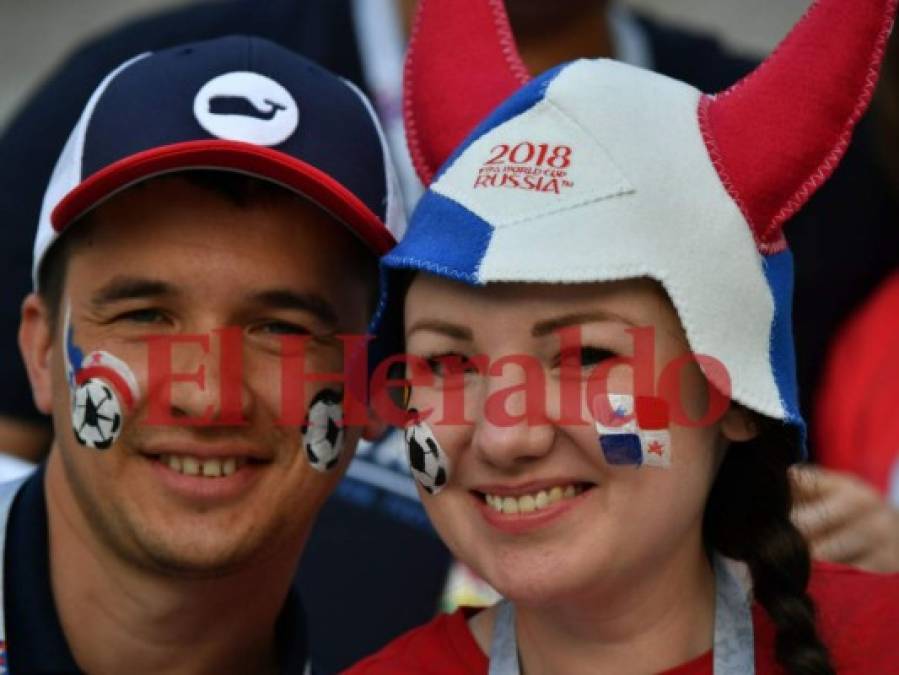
132, 528, 280, 578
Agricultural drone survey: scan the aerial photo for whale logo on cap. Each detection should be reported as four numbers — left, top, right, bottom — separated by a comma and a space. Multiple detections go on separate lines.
194, 71, 299, 146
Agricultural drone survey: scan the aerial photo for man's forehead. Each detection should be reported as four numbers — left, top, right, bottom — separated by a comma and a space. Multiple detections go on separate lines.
59, 174, 378, 324
85, 274, 338, 323
74, 177, 344, 257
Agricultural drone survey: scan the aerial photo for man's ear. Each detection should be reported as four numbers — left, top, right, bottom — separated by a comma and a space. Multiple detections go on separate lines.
18, 293, 56, 415
720, 404, 759, 443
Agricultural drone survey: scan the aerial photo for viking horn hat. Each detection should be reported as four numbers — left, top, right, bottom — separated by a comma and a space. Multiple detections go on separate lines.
383, 0, 896, 453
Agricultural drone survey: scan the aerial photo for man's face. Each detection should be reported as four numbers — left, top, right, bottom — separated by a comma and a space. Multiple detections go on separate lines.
42, 176, 373, 576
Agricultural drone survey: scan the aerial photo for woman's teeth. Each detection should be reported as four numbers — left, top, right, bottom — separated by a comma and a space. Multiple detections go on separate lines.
484, 485, 584, 514
159, 455, 245, 478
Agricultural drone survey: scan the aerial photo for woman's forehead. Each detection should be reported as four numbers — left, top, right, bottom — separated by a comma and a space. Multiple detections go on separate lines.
405, 273, 680, 337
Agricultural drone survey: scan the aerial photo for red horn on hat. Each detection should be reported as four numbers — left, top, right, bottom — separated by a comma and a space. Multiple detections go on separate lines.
404, 0, 531, 185
701, 0, 897, 253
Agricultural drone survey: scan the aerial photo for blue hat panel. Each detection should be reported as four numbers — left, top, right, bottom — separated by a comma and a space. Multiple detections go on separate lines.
762, 248, 807, 453
383, 191, 492, 284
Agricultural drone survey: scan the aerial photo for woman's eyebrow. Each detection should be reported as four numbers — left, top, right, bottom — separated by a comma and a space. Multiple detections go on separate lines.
531, 311, 636, 338
406, 319, 472, 341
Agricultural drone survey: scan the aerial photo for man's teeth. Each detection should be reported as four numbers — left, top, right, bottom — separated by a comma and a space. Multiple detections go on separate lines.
484, 485, 584, 514
160, 455, 244, 478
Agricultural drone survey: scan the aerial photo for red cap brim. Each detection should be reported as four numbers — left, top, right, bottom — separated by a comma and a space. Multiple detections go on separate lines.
51, 139, 396, 255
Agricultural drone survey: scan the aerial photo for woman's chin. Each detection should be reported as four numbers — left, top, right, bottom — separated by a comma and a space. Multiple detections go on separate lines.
477, 554, 602, 607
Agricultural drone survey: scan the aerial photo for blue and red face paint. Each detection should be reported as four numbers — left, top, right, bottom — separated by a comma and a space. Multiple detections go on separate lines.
594, 394, 671, 468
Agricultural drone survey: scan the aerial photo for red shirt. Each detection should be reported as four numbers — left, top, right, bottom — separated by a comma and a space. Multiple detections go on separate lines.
816, 271, 899, 496
345, 563, 899, 674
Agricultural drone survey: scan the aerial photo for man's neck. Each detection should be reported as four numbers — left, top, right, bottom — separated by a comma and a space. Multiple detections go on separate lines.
396, 0, 613, 76
44, 450, 296, 675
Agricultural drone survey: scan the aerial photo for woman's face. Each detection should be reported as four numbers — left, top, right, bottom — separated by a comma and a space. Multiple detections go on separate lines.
403, 274, 751, 604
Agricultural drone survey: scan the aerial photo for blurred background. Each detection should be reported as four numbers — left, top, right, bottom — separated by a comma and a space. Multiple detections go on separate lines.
0, 0, 813, 131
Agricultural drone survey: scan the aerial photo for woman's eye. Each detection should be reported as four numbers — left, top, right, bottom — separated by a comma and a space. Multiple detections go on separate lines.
557, 346, 615, 368
579, 347, 615, 367
424, 352, 479, 377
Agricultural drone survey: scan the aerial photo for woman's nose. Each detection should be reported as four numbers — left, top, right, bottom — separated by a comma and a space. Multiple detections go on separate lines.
471, 358, 555, 470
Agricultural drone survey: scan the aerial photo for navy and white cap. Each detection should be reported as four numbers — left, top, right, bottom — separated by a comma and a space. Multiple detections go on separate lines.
33, 35, 405, 287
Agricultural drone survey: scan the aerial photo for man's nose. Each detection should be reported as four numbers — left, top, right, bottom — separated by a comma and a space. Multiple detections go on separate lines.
161, 328, 251, 426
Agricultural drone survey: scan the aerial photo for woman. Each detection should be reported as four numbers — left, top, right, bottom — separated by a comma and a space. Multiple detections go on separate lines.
352, 0, 899, 672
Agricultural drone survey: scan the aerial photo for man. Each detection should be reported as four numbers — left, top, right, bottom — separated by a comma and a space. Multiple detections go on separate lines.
10, 35, 403, 673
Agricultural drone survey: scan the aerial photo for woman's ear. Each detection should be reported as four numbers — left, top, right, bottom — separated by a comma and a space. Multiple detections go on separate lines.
18, 293, 56, 415
720, 405, 759, 443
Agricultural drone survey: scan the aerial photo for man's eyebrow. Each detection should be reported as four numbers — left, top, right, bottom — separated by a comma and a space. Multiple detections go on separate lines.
532, 311, 635, 338
249, 289, 339, 327
90, 277, 175, 307
406, 319, 473, 341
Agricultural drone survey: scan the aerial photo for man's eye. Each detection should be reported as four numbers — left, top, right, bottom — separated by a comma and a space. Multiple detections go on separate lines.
116, 308, 167, 324
257, 321, 311, 336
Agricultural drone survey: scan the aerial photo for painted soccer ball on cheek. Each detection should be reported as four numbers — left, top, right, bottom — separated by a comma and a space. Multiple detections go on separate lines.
404, 410, 450, 495
71, 379, 122, 450
63, 305, 140, 451
301, 388, 345, 472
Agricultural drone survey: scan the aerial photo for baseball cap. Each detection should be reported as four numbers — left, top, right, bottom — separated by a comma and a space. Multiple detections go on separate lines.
32, 35, 405, 288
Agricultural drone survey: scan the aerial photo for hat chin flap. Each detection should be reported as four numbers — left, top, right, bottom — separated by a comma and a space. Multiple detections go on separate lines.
700, 0, 898, 253
404, 0, 530, 185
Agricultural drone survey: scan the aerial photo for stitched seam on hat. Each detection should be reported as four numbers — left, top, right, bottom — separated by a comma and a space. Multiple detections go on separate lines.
384, 256, 480, 284
712, 0, 824, 102
696, 0, 821, 251
765, 0, 898, 238
488, 0, 531, 85
697, 95, 757, 238
488, 186, 634, 229
705, 0, 897, 246
403, 0, 433, 185
698, 96, 789, 254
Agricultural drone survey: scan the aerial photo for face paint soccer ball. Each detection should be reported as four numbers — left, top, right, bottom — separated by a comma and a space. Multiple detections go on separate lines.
405, 419, 449, 495
71, 378, 122, 450
302, 389, 345, 472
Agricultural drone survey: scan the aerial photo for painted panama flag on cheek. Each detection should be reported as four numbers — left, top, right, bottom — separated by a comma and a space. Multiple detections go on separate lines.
64, 305, 139, 450
594, 394, 671, 468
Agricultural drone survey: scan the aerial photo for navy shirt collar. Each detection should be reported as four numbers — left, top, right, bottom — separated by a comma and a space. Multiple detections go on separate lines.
4, 465, 308, 674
